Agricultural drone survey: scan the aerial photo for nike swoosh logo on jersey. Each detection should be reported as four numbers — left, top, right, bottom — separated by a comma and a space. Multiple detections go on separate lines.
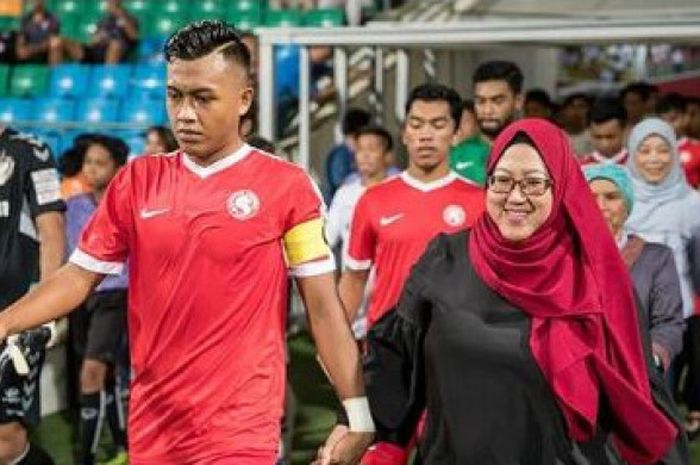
455, 161, 474, 170
140, 208, 170, 219
379, 213, 404, 226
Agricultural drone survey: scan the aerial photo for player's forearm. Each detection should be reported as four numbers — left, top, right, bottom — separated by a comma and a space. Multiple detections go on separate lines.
0, 264, 98, 337
338, 271, 368, 323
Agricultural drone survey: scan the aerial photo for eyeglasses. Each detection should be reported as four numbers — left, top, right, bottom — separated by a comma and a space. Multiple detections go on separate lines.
486, 175, 553, 197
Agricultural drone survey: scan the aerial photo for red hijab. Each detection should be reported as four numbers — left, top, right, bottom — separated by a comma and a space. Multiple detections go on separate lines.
469, 119, 676, 464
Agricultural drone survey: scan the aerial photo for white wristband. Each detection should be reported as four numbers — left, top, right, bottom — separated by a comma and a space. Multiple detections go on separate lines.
342, 397, 375, 433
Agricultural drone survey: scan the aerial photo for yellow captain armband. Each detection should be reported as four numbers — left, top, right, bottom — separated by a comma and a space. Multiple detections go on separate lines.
283, 217, 332, 266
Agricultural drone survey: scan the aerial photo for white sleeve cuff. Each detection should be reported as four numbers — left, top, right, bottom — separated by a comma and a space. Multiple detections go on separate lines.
289, 255, 336, 277
343, 397, 375, 433
343, 255, 372, 271
69, 249, 125, 275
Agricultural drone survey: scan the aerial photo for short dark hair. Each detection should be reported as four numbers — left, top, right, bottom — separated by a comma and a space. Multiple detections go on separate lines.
620, 81, 655, 102
656, 93, 687, 115
405, 83, 463, 129
562, 93, 590, 108
164, 20, 250, 74
356, 125, 393, 153
525, 88, 552, 106
341, 108, 371, 136
88, 134, 129, 167
588, 98, 627, 127
146, 125, 178, 152
473, 60, 523, 95
247, 135, 276, 153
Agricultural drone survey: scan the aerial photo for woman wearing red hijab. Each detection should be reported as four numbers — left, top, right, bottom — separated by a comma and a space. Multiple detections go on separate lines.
360, 118, 678, 464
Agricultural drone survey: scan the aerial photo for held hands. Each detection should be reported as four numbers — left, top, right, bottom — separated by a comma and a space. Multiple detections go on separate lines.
312, 424, 374, 465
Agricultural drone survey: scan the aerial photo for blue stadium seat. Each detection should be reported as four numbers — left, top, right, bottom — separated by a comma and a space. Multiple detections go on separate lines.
115, 129, 147, 158
0, 98, 32, 123
77, 98, 120, 123
131, 64, 166, 99
88, 65, 131, 99
49, 64, 90, 98
137, 36, 167, 63
32, 98, 77, 123
120, 98, 166, 125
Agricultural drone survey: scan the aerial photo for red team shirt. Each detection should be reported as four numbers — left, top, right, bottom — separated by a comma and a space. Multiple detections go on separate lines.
346, 172, 484, 327
70, 145, 334, 464
579, 149, 629, 167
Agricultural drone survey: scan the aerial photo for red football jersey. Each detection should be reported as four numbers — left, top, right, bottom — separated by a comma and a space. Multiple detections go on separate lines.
678, 137, 700, 188
579, 149, 629, 167
346, 171, 484, 327
70, 145, 333, 464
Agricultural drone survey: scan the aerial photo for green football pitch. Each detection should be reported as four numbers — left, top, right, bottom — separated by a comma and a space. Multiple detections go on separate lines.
33, 333, 700, 464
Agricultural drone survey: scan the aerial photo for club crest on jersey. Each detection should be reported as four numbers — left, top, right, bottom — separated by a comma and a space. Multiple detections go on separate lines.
442, 204, 466, 227
227, 190, 260, 220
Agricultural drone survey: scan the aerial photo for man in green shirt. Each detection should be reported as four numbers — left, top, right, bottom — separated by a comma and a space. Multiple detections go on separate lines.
450, 61, 524, 186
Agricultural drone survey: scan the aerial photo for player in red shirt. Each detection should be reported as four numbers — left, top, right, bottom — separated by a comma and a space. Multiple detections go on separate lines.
0, 21, 372, 465
657, 93, 700, 188
580, 98, 629, 166
335, 83, 484, 464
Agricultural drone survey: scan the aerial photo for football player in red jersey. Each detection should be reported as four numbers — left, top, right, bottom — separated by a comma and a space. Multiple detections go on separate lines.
0, 21, 372, 465
334, 83, 485, 465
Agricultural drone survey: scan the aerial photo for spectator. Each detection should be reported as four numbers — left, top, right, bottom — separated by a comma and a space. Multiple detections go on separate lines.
657, 93, 700, 188
558, 93, 592, 157
324, 107, 371, 201
450, 99, 489, 186
65, 135, 129, 465
59, 136, 94, 199
620, 81, 656, 127
580, 97, 628, 165
63, 0, 138, 64
143, 126, 178, 155
524, 88, 553, 119
15, 0, 62, 65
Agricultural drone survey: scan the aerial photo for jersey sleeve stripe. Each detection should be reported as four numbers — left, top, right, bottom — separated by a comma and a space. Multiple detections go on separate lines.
289, 255, 336, 277
344, 255, 372, 271
69, 248, 125, 275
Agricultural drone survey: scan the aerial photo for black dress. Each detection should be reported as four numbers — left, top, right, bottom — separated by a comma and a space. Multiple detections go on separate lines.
365, 231, 612, 465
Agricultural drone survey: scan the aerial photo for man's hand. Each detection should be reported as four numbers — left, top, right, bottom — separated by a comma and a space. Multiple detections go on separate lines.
313, 425, 374, 465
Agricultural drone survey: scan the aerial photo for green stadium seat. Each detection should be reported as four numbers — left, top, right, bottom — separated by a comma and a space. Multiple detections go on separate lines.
54, 0, 82, 18
227, 10, 261, 31
0, 66, 10, 96
0, 16, 19, 32
264, 9, 302, 27
146, 14, 188, 38
191, 0, 228, 22
304, 8, 344, 27
64, 10, 101, 42
9, 65, 50, 97
124, 0, 153, 25
161, 0, 189, 16
232, 0, 266, 14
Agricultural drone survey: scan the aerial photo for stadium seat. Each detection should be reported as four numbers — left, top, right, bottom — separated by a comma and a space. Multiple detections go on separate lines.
146, 13, 188, 38
89, 65, 131, 99
0, 16, 19, 31
54, 0, 82, 18
77, 98, 119, 123
191, 0, 228, 22
131, 64, 166, 99
137, 36, 167, 63
264, 9, 303, 27
120, 98, 166, 125
64, 10, 101, 42
231, 0, 265, 14
0, 98, 32, 123
32, 97, 77, 123
9, 66, 50, 97
304, 8, 345, 27
49, 64, 90, 98
227, 11, 262, 30
115, 129, 146, 158
125, 0, 154, 18
0, 66, 10, 96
